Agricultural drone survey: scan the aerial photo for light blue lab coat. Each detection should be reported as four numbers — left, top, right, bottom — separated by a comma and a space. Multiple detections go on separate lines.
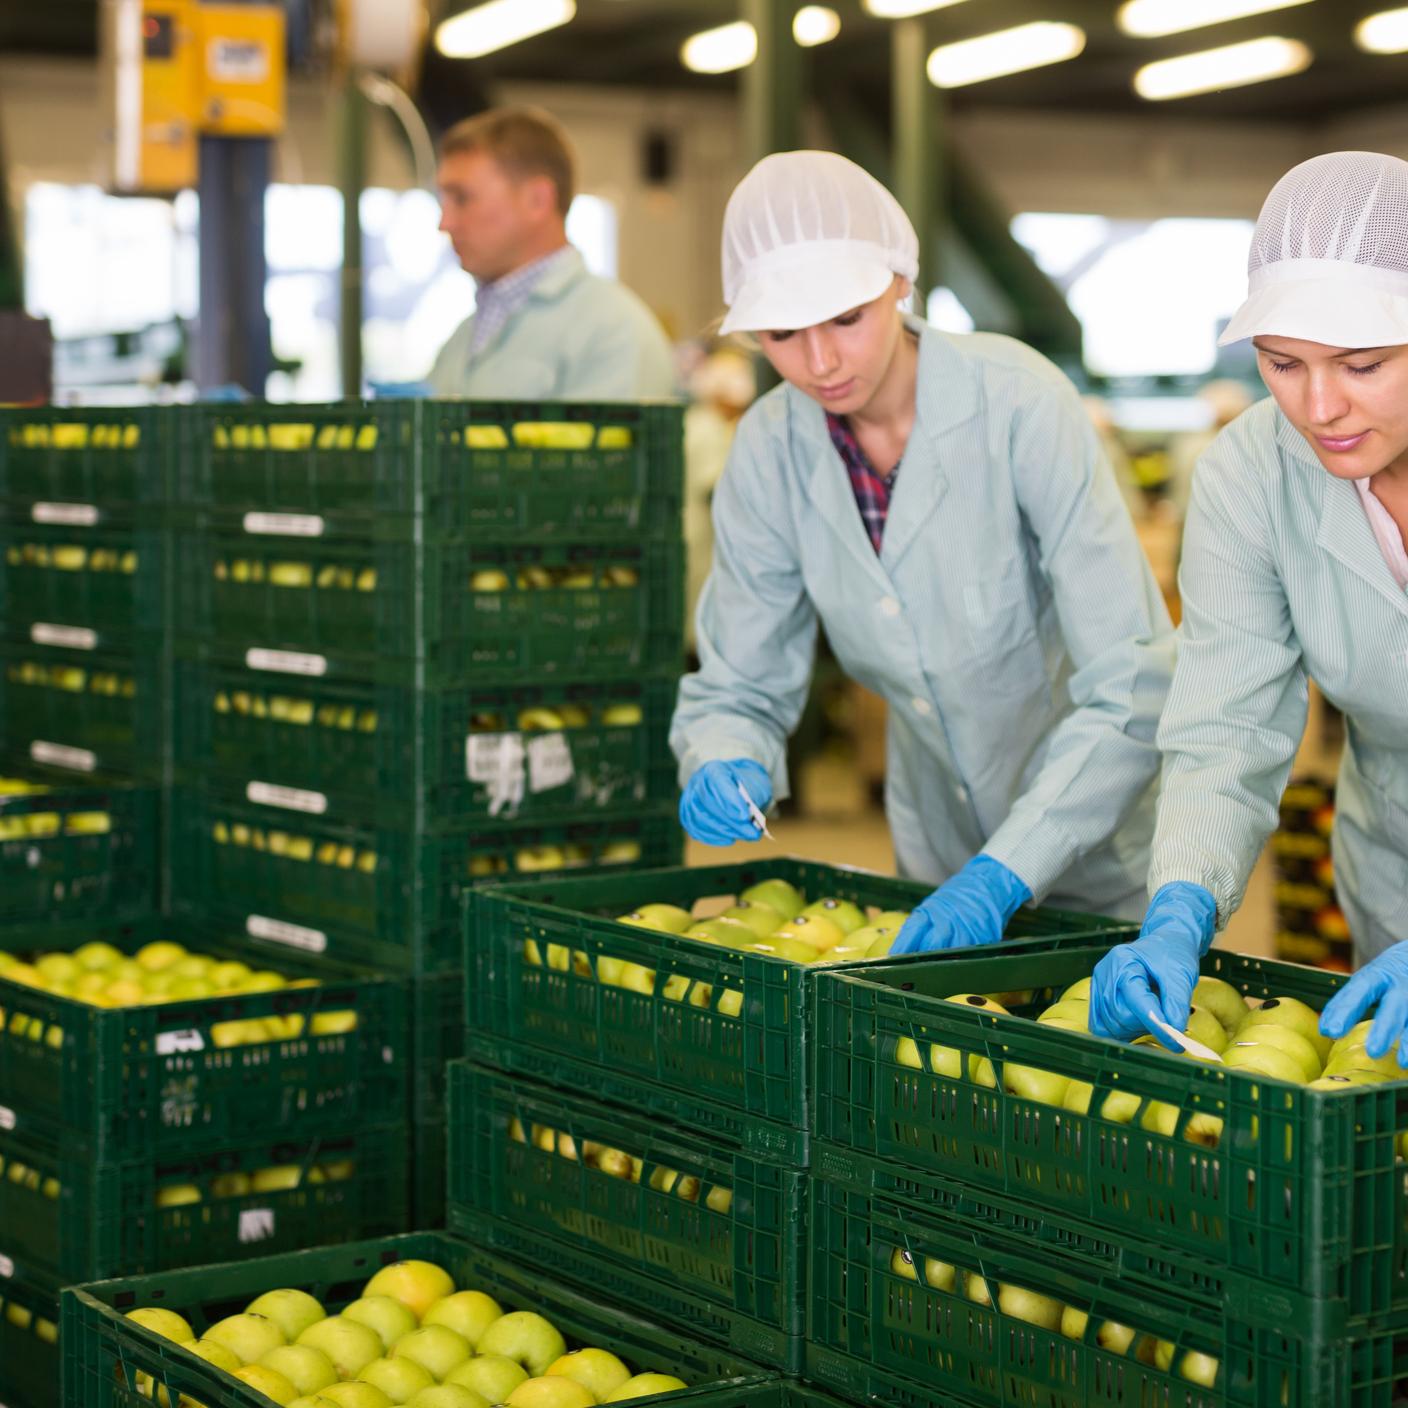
671, 319, 1176, 917
1149, 397, 1408, 961
427, 248, 677, 400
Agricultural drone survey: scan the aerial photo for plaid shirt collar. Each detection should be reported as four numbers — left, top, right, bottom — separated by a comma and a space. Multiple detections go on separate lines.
826, 412, 899, 554
467, 245, 576, 359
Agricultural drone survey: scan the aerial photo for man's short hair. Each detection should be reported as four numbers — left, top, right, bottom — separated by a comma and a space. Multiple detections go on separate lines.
439, 106, 576, 217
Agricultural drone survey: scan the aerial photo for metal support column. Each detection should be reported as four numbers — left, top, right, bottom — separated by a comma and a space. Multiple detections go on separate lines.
892, 17, 941, 305
338, 71, 366, 399
194, 136, 272, 394
743, 0, 801, 164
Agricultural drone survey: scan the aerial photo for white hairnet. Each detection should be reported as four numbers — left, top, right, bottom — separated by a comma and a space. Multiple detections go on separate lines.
719, 150, 919, 335
1220, 151, 1408, 348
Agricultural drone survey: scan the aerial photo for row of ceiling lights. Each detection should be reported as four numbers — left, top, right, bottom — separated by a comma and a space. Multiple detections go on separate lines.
435, 0, 1408, 102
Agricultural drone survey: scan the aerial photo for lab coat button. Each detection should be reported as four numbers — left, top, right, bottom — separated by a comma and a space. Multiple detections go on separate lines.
955, 786, 969, 804
880, 596, 901, 617
912, 697, 931, 716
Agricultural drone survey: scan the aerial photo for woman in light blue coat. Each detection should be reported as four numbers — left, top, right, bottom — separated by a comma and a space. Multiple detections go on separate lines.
1090, 152, 1408, 1062
670, 151, 1175, 947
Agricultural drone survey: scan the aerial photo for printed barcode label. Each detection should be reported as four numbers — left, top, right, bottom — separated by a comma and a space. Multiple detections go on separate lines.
32, 502, 99, 526
156, 1029, 206, 1055
247, 780, 328, 815
30, 740, 97, 772
248, 914, 327, 953
527, 733, 574, 793
243, 512, 325, 538
32, 623, 97, 650
246, 648, 328, 677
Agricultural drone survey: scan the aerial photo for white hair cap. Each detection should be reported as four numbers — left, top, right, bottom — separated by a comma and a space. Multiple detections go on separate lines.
719, 150, 919, 335
1220, 151, 1408, 348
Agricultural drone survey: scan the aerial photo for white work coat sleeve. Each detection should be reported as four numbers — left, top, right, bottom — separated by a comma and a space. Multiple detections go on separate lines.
669, 430, 817, 799
1146, 448, 1307, 925
982, 381, 1175, 899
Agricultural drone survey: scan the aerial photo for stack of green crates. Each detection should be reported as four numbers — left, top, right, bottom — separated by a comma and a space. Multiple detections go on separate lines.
166, 399, 687, 1225
805, 943, 1408, 1408
1272, 777, 1347, 970
450, 859, 1139, 1379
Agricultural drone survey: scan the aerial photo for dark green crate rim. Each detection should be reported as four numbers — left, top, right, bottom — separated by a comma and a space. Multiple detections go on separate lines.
810, 942, 1408, 1322
467, 857, 1136, 1141
61, 1229, 776, 1408
445, 1059, 807, 1371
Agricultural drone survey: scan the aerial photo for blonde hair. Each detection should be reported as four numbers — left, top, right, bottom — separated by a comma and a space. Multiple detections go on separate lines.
440, 106, 575, 217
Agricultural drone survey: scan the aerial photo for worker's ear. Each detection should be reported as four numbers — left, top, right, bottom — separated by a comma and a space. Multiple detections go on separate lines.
520, 173, 558, 221
893, 275, 913, 302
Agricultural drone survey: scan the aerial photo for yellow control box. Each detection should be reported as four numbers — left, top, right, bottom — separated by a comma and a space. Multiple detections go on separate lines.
196, 3, 286, 136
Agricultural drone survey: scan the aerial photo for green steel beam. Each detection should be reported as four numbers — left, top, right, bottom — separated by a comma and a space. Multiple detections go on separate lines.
890, 16, 940, 303
338, 70, 366, 399
742, 0, 800, 163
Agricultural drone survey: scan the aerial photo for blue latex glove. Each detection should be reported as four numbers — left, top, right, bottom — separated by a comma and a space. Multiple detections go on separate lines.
679, 759, 773, 847
1320, 942, 1408, 1067
890, 855, 1033, 955
1088, 882, 1217, 1049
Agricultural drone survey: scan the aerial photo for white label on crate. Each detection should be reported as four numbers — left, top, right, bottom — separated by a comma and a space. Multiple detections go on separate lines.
466, 732, 525, 816
238, 1208, 276, 1244
156, 1029, 206, 1055
527, 733, 574, 793
245, 647, 328, 677
243, 512, 325, 538
32, 501, 99, 526
247, 780, 328, 815
31, 623, 97, 651
0, 1107, 14, 1132
247, 914, 328, 953
30, 740, 97, 773
0, 1254, 13, 1279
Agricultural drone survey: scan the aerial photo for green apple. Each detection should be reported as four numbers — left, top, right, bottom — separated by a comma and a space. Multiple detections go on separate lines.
422, 1290, 503, 1349
1191, 977, 1249, 1035
259, 1345, 339, 1397
872, 910, 911, 932
1180, 1350, 1219, 1387
738, 879, 804, 920
505, 1379, 595, 1408
720, 903, 784, 937
923, 1259, 956, 1291
1002, 1064, 1070, 1108
745, 936, 821, 963
204, 1313, 287, 1364
825, 941, 879, 962
1062, 1081, 1141, 1124
890, 1247, 918, 1279
318, 1384, 395, 1408
252, 1166, 306, 1193
1309, 1071, 1389, 1091
1184, 1006, 1229, 1055
341, 1297, 418, 1350
997, 1284, 1063, 1330
1222, 1042, 1309, 1084
947, 993, 1009, 1015
288, 1395, 329, 1408
406, 1388, 491, 1408
771, 914, 844, 954
126, 1307, 195, 1343
359, 1355, 435, 1403
846, 925, 894, 956
1325, 1049, 1404, 1079
1060, 1306, 1088, 1339
1329, 1020, 1375, 1059
446, 1355, 529, 1401
1153, 1339, 1177, 1372
603, 1376, 689, 1402
894, 1038, 923, 1070
546, 1349, 632, 1401
964, 1274, 994, 1307
74, 940, 124, 971
247, 1290, 327, 1343
1226, 1024, 1320, 1079
801, 898, 866, 935
1236, 997, 1330, 1062
685, 919, 753, 946
296, 1317, 384, 1379
1037, 1002, 1089, 1030
1060, 978, 1092, 1003
388, 1321, 469, 1375
232, 1364, 299, 1404
363, 1260, 456, 1319
616, 904, 692, 934
1096, 1321, 1136, 1355
1140, 1101, 1181, 1136
476, 1312, 567, 1378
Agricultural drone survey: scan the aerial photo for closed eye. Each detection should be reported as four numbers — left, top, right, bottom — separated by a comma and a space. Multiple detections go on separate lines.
1348, 361, 1383, 376
1265, 359, 1298, 375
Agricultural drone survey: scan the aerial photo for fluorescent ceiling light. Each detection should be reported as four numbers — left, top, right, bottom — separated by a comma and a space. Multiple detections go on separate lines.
1134, 35, 1311, 99
1356, 7, 1408, 53
864, 0, 971, 17
435, 0, 575, 58
681, 20, 758, 74
1117, 0, 1313, 39
927, 22, 1085, 89
794, 6, 841, 46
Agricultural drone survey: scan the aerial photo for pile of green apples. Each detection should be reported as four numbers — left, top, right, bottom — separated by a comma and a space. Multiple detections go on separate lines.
898, 974, 1408, 1150
888, 1249, 1220, 1388
125, 1257, 690, 1407
0, 939, 353, 1047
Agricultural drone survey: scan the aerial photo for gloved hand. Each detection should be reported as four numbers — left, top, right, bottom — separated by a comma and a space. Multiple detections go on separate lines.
1088, 881, 1217, 1049
679, 759, 773, 847
1320, 941, 1408, 1067
890, 855, 1033, 955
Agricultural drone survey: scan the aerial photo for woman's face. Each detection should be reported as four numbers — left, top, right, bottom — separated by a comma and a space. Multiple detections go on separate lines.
1254, 335, 1408, 480
757, 278, 910, 417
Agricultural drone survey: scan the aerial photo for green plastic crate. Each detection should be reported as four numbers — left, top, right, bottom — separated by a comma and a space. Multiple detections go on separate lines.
413, 1109, 447, 1229
467, 860, 1136, 1165
446, 1060, 807, 1371
1, 521, 166, 645
0, 408, 166, 509
1, 1118, 410, 1283
176, 399, 683, 539
175, 658, 679, 819
0, 770, 157, 928
0, 1264, 61, 1408
61, 1230, 775, 1408
0, 641, 167, 779
811, 943, 1408, 1323
179, 534, 683, 684
805, 1170, 1408, 1408
173, 785, 681, 973
0, 919, 407, 1161
409, 973, 461, 1227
